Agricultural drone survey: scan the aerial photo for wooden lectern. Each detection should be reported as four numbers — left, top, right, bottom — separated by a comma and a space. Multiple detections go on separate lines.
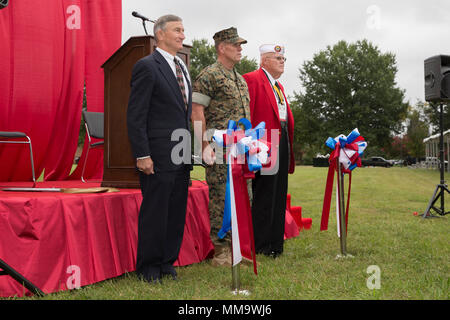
101, 36, 191, 188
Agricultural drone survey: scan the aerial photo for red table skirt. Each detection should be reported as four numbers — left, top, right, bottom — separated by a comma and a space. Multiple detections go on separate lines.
0, 180, 213, 297
0, 180, 307, 297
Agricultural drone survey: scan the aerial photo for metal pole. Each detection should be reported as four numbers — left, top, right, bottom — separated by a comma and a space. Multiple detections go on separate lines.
445, 136, 450, 172
439, 103, 445, 185
230, 229, 240, 291
438, 103, 446, 213
232, 264, 240, 291
337, 159, 347, 256
142, 20, 148, 35
27, 136, 36, 187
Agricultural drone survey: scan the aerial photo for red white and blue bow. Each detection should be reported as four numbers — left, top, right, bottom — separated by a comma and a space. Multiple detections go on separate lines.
320, 128, 367, 232
212, 118, 269, 173
212, 119, 269, 269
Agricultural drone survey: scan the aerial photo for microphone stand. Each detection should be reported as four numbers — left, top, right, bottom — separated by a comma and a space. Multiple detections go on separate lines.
132, 12, 155, 35
142, 20, 148, 36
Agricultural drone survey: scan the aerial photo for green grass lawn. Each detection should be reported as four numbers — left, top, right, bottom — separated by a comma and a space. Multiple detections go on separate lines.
23, 166, 450, 300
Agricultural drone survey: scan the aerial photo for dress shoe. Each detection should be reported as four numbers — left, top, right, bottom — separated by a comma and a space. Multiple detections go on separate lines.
256, 248, 271, 256
137, 273, 162, 285
149, 276, 163, 285
270, 250, 282, 259
161, 264, 178, 280
136, 267, 162, 284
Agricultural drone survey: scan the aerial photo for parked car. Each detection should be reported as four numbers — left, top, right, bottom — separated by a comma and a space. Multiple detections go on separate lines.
392, 159, 405, 166
424, 156, 448, 169
361, 156, 393, 167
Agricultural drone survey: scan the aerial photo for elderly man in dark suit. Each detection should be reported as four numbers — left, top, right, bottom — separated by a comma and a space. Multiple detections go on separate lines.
127, 14, 192, 284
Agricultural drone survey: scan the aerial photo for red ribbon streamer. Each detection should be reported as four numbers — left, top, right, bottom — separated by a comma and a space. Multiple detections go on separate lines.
231, 162, 258, 274
320, 145, 355, 232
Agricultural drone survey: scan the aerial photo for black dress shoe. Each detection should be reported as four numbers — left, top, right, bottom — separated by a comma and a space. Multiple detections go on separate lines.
161, 264, 178, 280
149, 276, 163, 285
137, 268, 162, 284
256, 248, 272, 256
270, 250, 282, 259
137, 273, 162, 285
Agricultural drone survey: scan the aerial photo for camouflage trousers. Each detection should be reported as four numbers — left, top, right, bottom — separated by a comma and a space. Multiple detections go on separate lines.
206, 163, 253, 242
206, 163, 227, 241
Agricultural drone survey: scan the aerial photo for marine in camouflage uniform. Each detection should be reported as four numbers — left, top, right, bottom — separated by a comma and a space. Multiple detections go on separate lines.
192, 27, 250, 244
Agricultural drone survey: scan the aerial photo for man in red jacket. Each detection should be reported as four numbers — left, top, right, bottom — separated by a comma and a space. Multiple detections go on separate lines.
243, 44, 295, 258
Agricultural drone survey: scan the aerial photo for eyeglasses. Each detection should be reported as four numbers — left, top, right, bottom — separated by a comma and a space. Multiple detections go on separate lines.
269, 56, 287, 62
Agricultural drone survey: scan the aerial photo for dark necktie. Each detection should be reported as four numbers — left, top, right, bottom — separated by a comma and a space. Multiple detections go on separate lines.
174, 58, 188, 108
273, 81, 285, 105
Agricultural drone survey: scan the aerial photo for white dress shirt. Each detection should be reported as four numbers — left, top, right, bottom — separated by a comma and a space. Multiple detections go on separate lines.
136, 48, 191, 161
262, 68, 287, 121
156, 47, 190, 100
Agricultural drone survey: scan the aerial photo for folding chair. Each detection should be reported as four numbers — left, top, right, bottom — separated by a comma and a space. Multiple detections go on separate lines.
81, 111, 104, 182
0, 132, 43, 295
0, 131, 36, 187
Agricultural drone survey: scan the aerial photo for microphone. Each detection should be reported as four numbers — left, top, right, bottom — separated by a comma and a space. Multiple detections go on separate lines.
132, 11, 155, 23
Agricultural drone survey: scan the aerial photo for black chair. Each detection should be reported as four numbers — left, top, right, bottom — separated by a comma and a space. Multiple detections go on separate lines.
81, 111, 104, 182
0, 131, 36, 186
0, 258, 43, 296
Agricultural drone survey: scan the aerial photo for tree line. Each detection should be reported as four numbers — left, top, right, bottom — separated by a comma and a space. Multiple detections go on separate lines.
186, 38, 447, 164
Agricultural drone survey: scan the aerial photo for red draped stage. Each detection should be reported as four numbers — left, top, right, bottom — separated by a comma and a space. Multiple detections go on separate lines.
0, 180, 214, 297
0, 180, 307, 297
0, 0, 121, 182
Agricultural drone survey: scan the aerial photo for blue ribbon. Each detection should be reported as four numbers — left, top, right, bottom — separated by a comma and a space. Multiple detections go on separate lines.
213, 119, 267, 172
216, 118, 267, 239
325, 128, 367, 172
218, 163, 233, 239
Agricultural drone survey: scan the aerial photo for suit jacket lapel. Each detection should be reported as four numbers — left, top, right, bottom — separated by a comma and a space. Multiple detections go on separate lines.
179, 62, 192, 107
154, 50, 186, 113
259, 68, 280, 121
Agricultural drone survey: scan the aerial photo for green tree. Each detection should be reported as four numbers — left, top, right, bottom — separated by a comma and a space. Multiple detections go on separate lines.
189, 38, 258, 80
292, 39, 408, 162
423, 101, 450, 134
384, 135, 409, 159
235, 56, 258, 76
189, 39, 217, 81
405, 102, 430, 159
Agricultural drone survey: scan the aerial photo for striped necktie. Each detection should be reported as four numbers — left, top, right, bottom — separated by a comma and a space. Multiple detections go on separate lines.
273, 81, 285, 105
174, 58, 187, 108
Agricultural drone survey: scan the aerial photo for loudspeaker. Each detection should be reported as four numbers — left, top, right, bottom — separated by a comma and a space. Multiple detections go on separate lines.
0, 0, 9, 9
424, 55, 450, 102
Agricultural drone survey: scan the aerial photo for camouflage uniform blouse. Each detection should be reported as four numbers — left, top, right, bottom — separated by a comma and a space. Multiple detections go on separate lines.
192, 61, 250, 130
192, 61, 251, 238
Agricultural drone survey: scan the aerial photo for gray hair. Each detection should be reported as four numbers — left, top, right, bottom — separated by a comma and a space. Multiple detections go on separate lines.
153, 14, 182, 41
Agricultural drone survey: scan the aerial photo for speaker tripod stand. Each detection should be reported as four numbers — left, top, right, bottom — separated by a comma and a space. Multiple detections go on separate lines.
423, 183, 450, 218
422, 102, 450, 218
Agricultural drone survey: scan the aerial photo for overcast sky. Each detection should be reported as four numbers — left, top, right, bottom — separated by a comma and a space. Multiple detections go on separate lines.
122, 0, 450, 105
